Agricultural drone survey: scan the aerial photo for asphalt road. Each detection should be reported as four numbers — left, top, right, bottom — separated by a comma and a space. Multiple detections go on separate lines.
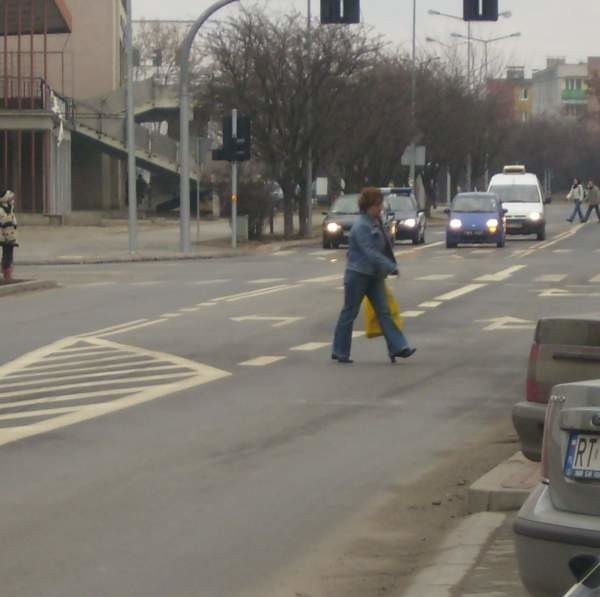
0, 204, 597, 597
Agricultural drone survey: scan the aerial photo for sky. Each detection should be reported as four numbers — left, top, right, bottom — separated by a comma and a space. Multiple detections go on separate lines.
133, 0, 600, 76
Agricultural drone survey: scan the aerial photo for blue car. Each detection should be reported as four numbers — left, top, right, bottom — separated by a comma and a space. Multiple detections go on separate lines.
445, 192, 506, 248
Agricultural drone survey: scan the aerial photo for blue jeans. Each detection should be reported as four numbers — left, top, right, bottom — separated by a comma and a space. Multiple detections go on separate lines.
568, 201, 584, 222
332, 270, 409, 359
585, 205, 600, 222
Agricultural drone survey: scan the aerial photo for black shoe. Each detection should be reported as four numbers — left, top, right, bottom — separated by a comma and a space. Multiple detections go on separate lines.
566, 219, 573, 222
332, 354, 353, 364
391, 347, 417, 361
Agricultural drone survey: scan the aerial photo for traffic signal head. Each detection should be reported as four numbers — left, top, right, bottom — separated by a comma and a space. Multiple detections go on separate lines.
212, 115, 252, 162
463, 0, 498, 21
321, 0, 360, 24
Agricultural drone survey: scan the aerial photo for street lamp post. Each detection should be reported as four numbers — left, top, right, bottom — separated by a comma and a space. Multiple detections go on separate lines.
125, 0, 137, 253
305, 0, 313, 238
179, 0, 240, 254
409, 0, 417, 189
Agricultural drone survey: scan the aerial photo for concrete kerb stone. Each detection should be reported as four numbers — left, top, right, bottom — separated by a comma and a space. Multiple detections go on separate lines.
400, 512, 507, 597
0, 280, 60, 297
467, 451, 541, 514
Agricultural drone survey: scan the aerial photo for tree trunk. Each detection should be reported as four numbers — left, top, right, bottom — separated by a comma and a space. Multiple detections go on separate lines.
283, 196, 294, 238
298, 191, 308, 237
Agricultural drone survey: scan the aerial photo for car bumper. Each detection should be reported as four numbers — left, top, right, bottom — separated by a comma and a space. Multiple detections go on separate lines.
506, 219, 545, 235
515, 484, 600, 597
395, 226, 419, 240
446, 230, 502, 244
512, 401, 546, 462
323, 229, 349, 244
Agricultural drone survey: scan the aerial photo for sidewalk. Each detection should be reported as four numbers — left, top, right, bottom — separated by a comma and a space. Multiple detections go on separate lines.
15, 215, 319, 265
401, 453, 540, 597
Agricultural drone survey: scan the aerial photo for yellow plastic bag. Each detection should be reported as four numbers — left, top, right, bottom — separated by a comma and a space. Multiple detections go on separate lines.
364, 284, 404, 338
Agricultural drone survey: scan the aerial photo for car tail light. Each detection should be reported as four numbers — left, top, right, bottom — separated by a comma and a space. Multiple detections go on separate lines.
540, 396, 560, 484
526, 342, 542, 403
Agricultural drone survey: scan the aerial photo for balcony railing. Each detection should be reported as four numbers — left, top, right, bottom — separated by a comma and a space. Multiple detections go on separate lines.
562, 88, 587, 102
0, 76, 52, 110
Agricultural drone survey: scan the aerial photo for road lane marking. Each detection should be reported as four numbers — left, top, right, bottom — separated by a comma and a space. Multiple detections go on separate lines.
552, 249, 573, 254
22, 354, 152, 371
78, 319, 148, 338
301, 274, 344, 283
179, 307, 200, 313
419, 301, 442, 308
239, 356, 287, 367
212, 284, 300, 303
5, 359, 158, 379
96, 319, 167, 337
0, 336, 231, 448
434, 283, 487, 301
130, 281, 163, 287
535, 274, 567, 283
198, 302, 217, 307
161, 313, 181, 319
231, 315, 306, 328
476, 316, 536, 331
518, 224, 584, 257
290, 342, 330, 351
190, 279, 231, 285
247, 278, 288, 285
272, 250, 297, 256
402, 310, 425, 318
590, 274, 600, 283
352, 331, 366, 338
416, 274, 455, 281
394, 241, 444, 258
475, 265, 526, 282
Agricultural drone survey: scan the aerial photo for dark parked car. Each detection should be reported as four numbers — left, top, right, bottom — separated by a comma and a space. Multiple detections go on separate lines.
322, 193, 361, 248
513, 316, 600, 462
384, 192, 426, 245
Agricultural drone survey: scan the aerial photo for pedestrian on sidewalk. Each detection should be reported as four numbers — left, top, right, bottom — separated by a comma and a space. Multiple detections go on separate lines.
0, 190, 17, 281
332, 187, 416, 364
566, 178, 585, 222
583, 179, 600, 222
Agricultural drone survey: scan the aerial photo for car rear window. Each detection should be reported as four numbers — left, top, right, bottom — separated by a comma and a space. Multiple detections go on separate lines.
537, 319, 600, 346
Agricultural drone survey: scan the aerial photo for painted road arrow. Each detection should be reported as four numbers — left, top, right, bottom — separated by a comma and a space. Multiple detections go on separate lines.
230, 315, 306, 328
476, 316, 536, 331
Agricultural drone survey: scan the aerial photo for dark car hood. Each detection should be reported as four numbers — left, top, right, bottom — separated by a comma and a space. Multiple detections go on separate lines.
324, 213, 360, 225
393, 209, 418, 220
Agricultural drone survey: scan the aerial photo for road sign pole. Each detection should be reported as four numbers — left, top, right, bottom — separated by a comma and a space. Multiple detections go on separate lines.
231, 109, 238, 249
125, 0, 137, 253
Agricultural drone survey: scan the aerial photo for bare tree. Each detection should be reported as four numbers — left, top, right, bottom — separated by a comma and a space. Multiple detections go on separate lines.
201, 8, 383, 237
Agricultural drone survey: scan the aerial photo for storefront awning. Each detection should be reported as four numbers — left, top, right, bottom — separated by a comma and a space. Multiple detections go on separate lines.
0, 0, 72, 36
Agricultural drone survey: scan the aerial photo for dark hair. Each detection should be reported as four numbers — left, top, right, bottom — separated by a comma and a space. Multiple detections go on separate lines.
358, 187, 383, 213
573, 178, 581, 186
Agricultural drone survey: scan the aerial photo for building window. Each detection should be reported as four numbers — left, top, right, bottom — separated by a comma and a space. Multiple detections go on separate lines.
521, 88, 529, 101
521, 112, 529, 122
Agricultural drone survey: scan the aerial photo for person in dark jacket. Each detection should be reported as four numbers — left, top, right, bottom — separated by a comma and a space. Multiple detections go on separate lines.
0, 190, 17, 280
332, 187, 416, 364
583, 180, 600, 222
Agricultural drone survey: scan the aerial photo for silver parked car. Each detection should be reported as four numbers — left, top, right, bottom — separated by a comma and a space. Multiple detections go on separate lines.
515, 380, 600, 596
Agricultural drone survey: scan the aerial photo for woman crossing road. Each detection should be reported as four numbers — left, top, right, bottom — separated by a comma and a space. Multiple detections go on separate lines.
567, 178, 585, 223
332, 187, 416, 364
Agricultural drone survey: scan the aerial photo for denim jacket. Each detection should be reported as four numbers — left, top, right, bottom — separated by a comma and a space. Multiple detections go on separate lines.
346, 214, 397, 277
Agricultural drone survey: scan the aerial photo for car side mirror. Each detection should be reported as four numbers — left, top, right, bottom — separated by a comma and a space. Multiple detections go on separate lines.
544, 197, 552, 205
443, 208, 450, 215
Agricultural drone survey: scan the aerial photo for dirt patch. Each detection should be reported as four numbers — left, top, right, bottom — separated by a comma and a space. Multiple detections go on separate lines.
265, 419, 518, 597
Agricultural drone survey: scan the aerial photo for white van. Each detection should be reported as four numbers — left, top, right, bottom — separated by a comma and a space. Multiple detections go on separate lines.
488, 167, 548, 241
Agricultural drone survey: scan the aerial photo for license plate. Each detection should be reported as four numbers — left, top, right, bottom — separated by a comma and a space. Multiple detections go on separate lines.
508, 222, 523, 229
564, 433, 600, 479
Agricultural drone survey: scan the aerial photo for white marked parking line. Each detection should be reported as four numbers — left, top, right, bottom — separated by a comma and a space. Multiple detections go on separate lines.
416, 274, 455, 281
475, 265, 526, 282
290, 342, 330, 351
435, 283, 487, 301
535, 274, 567, 283
239, 356, 287, 367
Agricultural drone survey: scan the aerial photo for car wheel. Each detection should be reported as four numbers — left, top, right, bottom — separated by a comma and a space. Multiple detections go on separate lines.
420, 228, 426, 244
537, 227, 546, 241
322, 237, 331, 249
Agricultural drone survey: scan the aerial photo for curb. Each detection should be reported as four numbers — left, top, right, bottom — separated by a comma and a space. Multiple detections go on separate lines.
17, 238, 320, 266
400, 512, 507, 597
467, 451, 541, 514
0, 280, 60, 297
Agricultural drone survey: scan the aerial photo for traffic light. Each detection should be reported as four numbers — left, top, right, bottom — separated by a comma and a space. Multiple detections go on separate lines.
212, 115, 252, 162
463, 0, 498, 21
321, 0, 360, 24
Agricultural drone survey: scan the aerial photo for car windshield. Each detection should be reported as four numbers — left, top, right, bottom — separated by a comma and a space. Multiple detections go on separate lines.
331, 194, 360, 214
489, 185, 540, 203
452, 195, 498, 212
387, 196, 417, 211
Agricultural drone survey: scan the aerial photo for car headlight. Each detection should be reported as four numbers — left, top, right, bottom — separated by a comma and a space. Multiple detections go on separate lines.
401, 218, 417, 228
326, 222, 341, 233
528, 212, 542, 221
486, 218, 499, 229
449, 219, 462, 230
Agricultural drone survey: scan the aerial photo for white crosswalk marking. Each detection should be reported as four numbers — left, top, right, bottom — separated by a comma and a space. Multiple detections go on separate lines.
416, 274, 455, 281
535, 274, 567, 283
290, 342, 330, 351
0, 337, 230, 448
239, 356, 286, 367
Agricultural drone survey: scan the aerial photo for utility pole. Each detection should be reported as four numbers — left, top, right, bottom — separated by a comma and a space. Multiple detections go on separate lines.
304, 0, 313, 238
179, 0, 239, 253
231, 109, 238, 249
125, 0, 137, 253
409, 0, 417, 189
